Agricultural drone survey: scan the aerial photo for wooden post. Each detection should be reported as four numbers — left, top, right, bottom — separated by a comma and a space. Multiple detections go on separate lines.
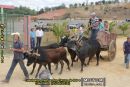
23, 16, 31, 49
1, 8, 4, 23
27, 16, 31, 49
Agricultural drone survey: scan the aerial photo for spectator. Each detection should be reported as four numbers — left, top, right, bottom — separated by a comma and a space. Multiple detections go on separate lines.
1, 32, 29, 83
30, 28, 36, 49
123, 36, 130, 69
98, 19, 104, 31
104, 21, 109, 31
36, 27, 44, 47
89, 12, 99, 40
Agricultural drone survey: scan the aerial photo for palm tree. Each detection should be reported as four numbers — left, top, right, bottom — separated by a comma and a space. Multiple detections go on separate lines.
118, 22, 129, 35
52, 21, 67, 43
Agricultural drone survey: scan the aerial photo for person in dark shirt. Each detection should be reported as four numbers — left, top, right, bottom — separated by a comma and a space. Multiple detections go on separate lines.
123, 36, 130, 69
2, 32, 29, 83
89, 12, 99, 40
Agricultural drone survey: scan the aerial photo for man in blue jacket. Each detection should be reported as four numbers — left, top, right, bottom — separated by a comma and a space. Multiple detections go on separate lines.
123, 36, 130, 69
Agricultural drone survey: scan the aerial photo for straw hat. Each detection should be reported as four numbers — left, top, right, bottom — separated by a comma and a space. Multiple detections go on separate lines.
90, 12, 96, 16
11, 32, 20, 36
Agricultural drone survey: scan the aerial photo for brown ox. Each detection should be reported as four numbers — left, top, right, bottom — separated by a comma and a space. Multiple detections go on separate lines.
25, 47, 70, 78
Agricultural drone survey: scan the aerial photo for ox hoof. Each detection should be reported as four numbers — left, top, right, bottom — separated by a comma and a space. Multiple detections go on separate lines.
71, 64, 73, 67
80, 70, 83, 73
35, 76, 38, 78
51, 73, 53, 75
76, 59, 78, 62
30, 73, 33, 75
55, 68, 58, 70
68, 68, 71, 71
73, 60, 77, 62
87, 63, 89, 66
58, 72, 62, 75
84, 63, 87, 66
96, 64, 99, 66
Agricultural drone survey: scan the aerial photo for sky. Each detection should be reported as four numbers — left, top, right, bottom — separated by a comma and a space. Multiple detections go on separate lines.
0, 0, 102, 10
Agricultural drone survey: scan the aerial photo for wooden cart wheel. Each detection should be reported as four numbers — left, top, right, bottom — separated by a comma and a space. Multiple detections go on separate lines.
108, 40, 116, 61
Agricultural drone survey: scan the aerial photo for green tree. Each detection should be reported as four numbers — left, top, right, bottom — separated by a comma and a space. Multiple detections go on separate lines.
78, 3, 82, 7
109, 21, 116, 32
69, 4, 73, 8
118, 23, 129, 35
90, 2, 94, 5
74, 3, 78, 8
124, 0, 128, 3
102, 0, 106, 4
38, 8, 44, 14
52, 22, 67, 43
82, 2, 85, 7
44, 7, 51, 12
85, 6, 89, 10
5, 6, 37, 15
52, 3, 66, 10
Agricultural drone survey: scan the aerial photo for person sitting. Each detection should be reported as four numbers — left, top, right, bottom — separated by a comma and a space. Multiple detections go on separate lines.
104, 21, 109, 31
98, 19, 104, 31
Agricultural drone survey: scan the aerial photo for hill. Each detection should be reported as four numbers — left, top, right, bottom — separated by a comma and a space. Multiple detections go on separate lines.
32, 3, 130, 20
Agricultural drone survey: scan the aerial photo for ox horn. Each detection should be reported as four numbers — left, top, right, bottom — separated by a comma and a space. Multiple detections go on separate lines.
33, 49, 40, 56
33, 53, 40, 56
26, 51, 31, 55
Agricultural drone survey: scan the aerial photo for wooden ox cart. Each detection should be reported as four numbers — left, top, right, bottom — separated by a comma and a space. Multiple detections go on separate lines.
96, 31, 117, 61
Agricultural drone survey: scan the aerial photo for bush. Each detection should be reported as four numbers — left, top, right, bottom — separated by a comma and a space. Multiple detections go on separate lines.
85, 6, 89, 10
118, 22, 129, 35
109, 21, 116, 32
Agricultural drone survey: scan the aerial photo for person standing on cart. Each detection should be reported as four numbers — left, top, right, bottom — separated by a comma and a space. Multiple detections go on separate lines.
89, 12, 99, 40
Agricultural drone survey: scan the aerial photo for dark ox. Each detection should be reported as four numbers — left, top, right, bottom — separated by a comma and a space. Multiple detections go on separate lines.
67, 39, 101, 72
25, 47, 70, 78
59, 36, 88, 66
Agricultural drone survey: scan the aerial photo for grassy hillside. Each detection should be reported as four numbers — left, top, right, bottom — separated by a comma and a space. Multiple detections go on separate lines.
64, 3, 130, 19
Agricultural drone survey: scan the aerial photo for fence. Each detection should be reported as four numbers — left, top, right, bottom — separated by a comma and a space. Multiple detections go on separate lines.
0, 13, 31, 54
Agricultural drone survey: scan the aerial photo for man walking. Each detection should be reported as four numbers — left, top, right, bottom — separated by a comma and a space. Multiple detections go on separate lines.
2, 32, 29, 83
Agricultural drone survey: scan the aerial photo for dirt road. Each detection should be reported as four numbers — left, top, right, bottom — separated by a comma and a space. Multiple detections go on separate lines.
0, 37, 130, 87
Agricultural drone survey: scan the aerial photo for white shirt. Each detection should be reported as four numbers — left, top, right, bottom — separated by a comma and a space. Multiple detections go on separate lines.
36, 29, 44, 37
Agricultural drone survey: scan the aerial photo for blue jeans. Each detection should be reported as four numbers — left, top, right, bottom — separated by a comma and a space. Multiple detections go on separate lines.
124, 54, 128, 64
5, 59, 29, 81
30, 37, 35, 49
90, 29, 99, 40
125, 54, 130, 68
